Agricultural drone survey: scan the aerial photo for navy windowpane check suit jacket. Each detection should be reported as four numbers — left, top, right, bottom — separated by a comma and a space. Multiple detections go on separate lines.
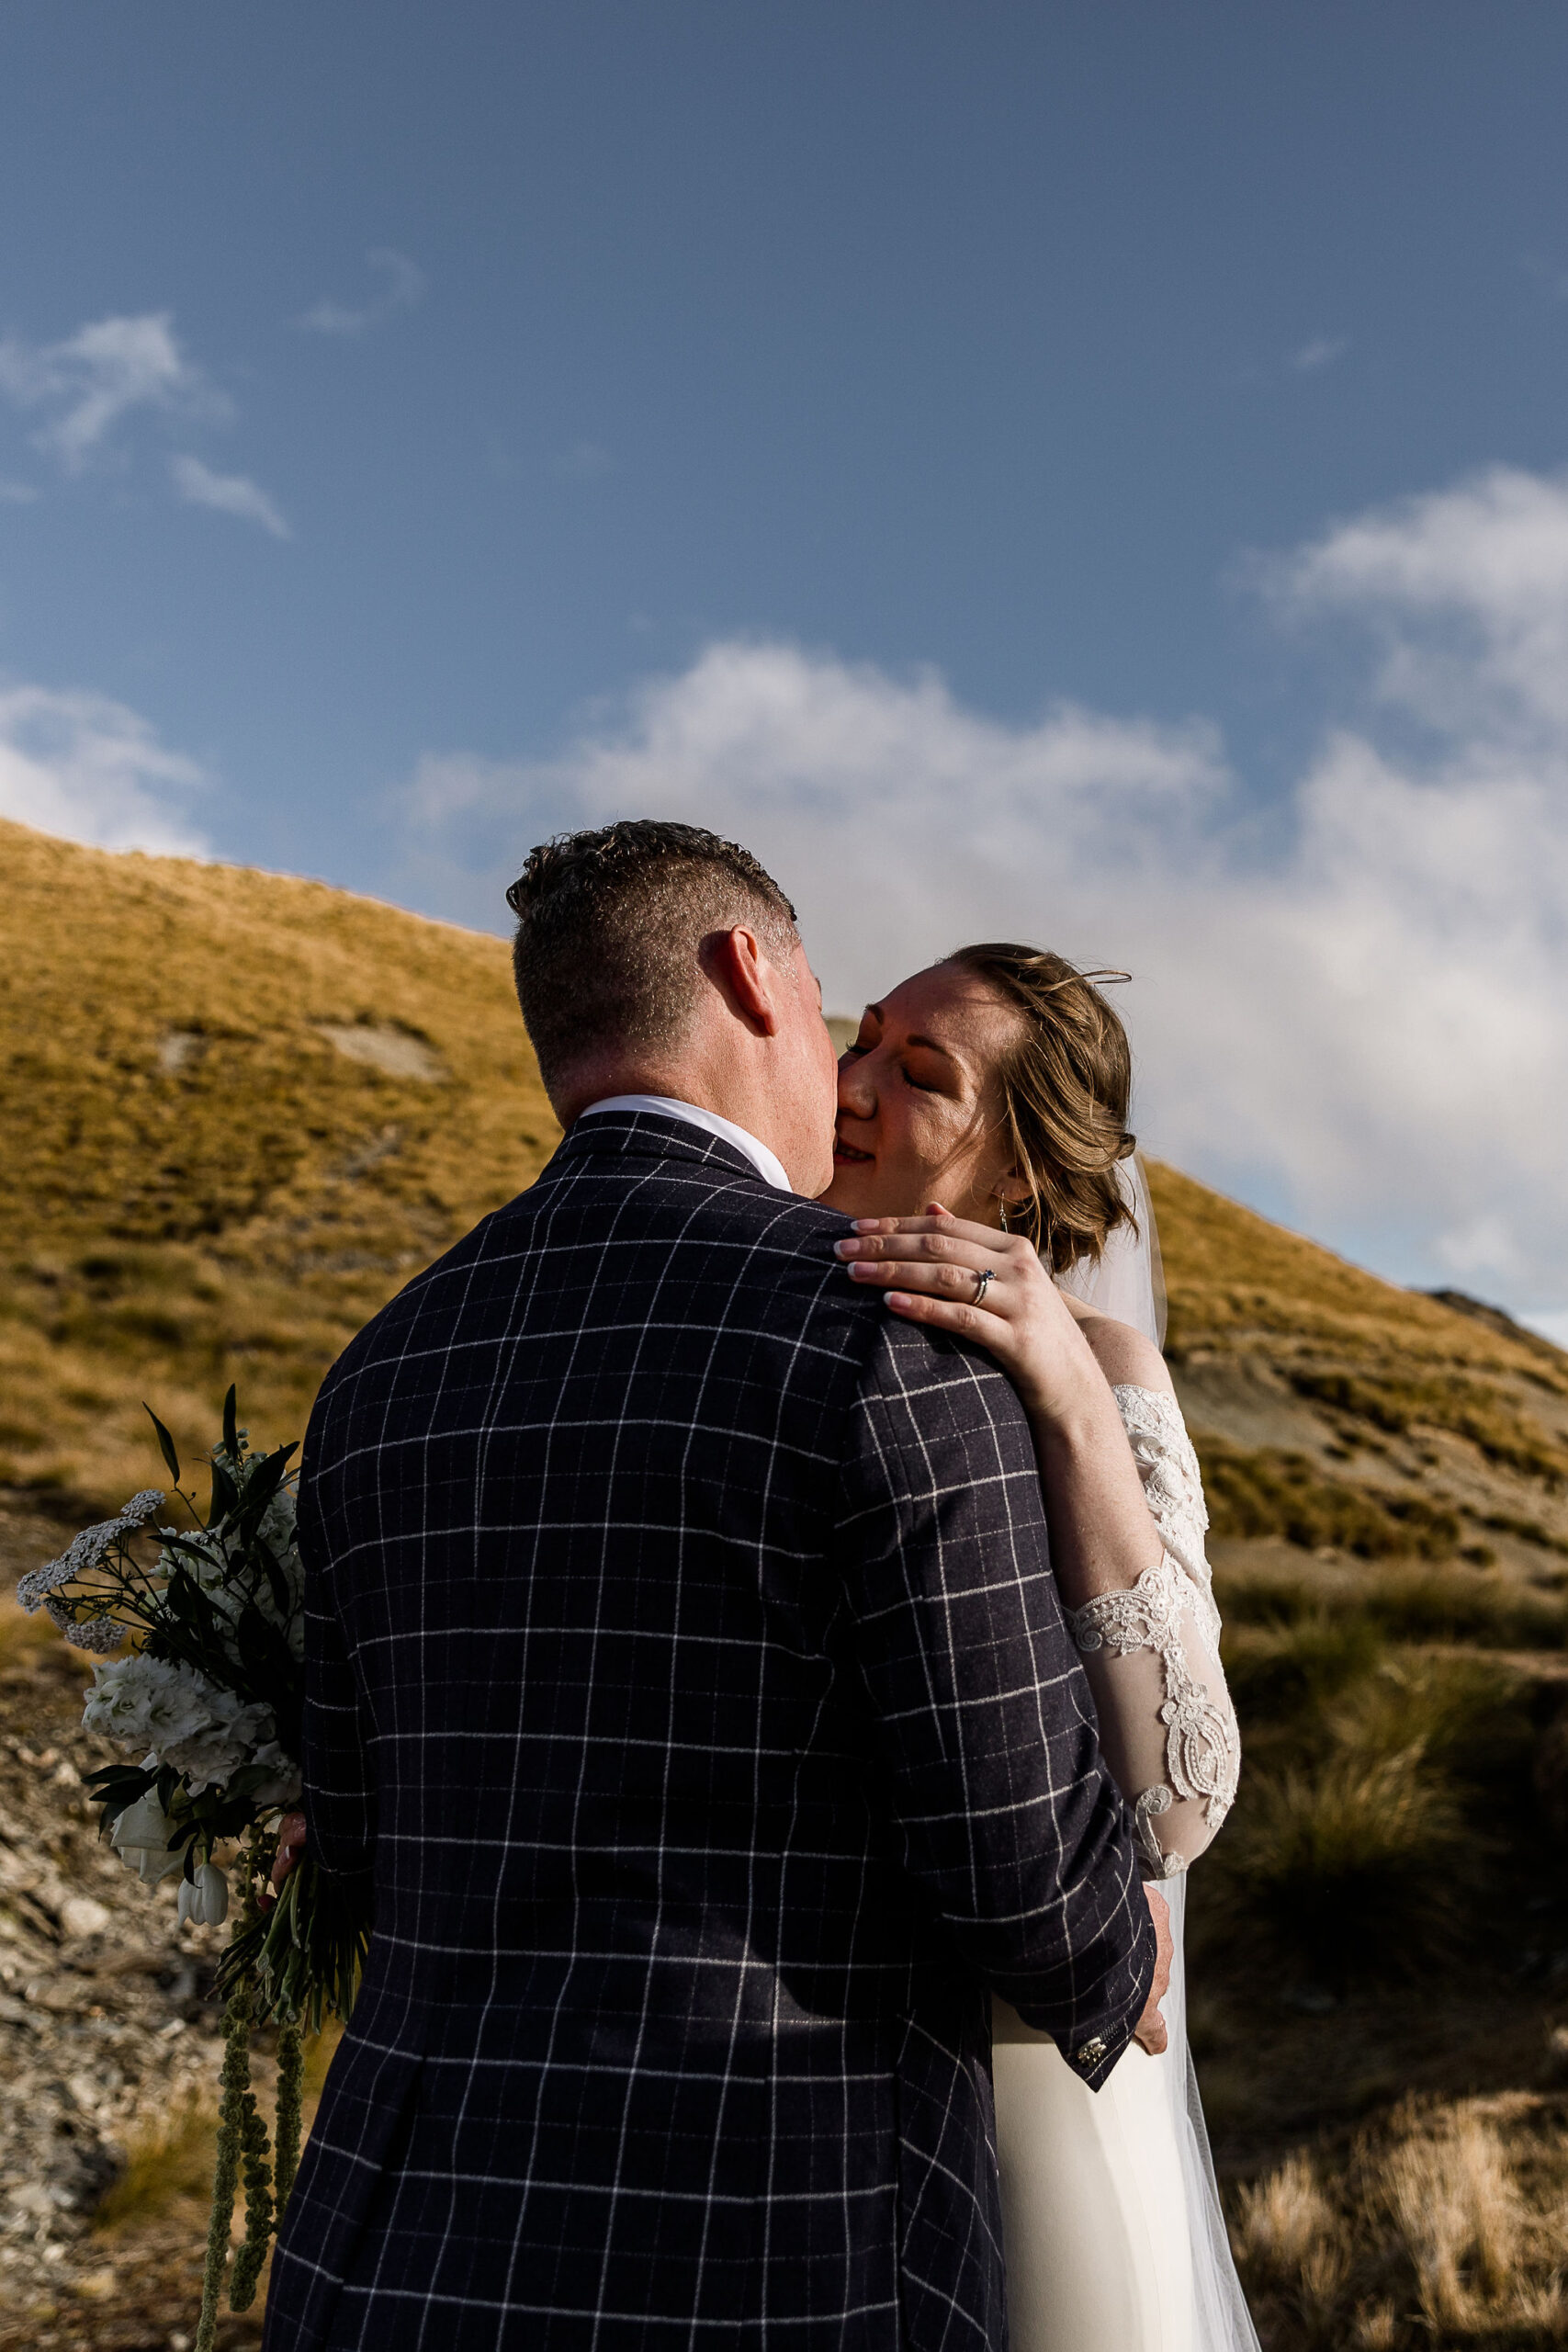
264, 1112, 1155, 2352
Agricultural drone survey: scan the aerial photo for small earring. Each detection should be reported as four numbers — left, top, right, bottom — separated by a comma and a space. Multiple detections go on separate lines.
998, 1198, 1010, 1232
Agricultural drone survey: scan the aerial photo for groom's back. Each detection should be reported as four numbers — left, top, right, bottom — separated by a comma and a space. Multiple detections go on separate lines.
281, 1110, 969, 2347
273, 1114, 1148, 2352
303, 1111, 893, 2013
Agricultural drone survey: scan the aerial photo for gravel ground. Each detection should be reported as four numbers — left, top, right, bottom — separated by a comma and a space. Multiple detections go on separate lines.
0, 1505, 267, 2352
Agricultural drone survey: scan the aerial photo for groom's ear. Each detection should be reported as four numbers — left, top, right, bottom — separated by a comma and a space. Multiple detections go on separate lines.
700, 926, 782, 1036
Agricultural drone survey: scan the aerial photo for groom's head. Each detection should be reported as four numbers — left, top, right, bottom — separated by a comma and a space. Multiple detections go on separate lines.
507, 820, 838, 1193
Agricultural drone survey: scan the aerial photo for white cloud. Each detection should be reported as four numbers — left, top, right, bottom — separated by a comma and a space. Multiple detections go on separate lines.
0, 311, 220, 471
0, 479, 39, 503
0, 684, 209, 855
1290, 335, 1348, 373
295, 248, 426, 336
386, 461, 1568, 1314
170, 454, 290, 539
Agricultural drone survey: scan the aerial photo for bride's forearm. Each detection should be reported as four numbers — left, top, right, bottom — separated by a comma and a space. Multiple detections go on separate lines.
1024, 1375, 1167, 1605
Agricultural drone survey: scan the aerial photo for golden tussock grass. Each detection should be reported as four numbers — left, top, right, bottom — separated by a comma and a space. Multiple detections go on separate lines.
93, 2019, 344, 2238
1232, 2095, 1568, 2349
93, 2094, 220, 2233
0, 818, 558, 1509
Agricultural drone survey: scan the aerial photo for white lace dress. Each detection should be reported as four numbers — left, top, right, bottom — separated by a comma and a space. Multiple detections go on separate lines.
991, 1385, 1256, 2352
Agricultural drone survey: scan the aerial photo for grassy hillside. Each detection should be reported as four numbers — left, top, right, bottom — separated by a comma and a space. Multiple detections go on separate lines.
4, 817, 1567, 2347
0, 817, 556, 1509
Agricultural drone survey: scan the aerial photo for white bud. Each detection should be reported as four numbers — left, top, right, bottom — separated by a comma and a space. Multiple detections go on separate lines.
195, 1861, 229, 1927
176, 1877, 198, 1928
111, 1791, 184, 1886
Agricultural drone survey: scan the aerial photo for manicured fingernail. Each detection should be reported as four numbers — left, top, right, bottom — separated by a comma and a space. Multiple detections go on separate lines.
886, 1293, 910, 1309
833, 1238, 860, 1256
852, 1218, 882, 1232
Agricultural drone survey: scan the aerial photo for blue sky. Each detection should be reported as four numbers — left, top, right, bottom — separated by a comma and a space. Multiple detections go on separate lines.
3, 4, 1566, 1329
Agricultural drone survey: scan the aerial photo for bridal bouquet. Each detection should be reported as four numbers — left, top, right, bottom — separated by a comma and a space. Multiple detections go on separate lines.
17, 1391, 370, 2348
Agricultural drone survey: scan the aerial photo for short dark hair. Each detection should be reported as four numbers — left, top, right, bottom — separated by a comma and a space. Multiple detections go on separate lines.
507, 820, 799, 1087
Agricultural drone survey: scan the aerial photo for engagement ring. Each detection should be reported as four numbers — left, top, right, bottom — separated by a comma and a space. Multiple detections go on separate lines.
972, 1268, 998, 1306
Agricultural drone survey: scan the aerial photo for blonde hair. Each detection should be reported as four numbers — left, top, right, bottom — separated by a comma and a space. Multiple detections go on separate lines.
948, 941, 1136, 1274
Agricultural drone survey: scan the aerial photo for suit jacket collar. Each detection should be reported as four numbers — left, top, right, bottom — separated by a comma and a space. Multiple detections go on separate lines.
552, 1106, 775, 1187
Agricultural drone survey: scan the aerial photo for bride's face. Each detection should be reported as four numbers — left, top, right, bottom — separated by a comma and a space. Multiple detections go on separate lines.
820, 962, 1025, 1225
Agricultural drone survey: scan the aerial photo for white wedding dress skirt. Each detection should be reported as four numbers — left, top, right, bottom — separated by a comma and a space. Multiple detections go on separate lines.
992, 1880, 1258, 2352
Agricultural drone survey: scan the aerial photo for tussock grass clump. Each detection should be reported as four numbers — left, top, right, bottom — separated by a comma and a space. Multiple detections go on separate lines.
1360, 1565, 1568, 1650
1215, 1554, 1568, 1651
1209, 1616, 1532, 1981
1291, 1368, 1568, 1485
95, 2095, 220, 2232
1223, 1611, 1385, 1714
1232, 2096, 1568, 2350
1201, 1442, 1462, 1559
1214, 1745, 1460, 1978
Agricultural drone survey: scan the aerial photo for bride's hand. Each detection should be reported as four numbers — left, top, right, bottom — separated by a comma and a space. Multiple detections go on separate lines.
258, 1810, 307, 1913
833, 1205, 1103, 1425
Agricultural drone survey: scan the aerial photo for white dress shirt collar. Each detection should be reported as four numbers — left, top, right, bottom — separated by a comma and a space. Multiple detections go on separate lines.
577, 1094, 794, 1193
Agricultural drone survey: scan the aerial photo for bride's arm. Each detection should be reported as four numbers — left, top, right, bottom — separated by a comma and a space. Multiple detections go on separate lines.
835, 1212, 1239, 1879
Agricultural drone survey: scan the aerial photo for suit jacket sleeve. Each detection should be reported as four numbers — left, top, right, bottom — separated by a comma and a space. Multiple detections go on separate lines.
835, 1320, 1156, 2086
297, 1444, 378, 1894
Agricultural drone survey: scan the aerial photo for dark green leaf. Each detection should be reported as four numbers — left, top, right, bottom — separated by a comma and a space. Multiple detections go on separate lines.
222, 1385, 240, 1462
145, 1406, 181, 1485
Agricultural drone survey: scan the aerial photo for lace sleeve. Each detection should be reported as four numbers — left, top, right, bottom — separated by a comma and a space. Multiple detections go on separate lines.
1064, 1386, 1240, 1880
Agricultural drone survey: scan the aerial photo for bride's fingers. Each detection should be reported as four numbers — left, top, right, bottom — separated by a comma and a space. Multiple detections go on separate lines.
844, 1255, 1012, 1303
883, 1289, 1003, 1340
849, 1212, 1015, 1247
836, 1227, 1013, 1271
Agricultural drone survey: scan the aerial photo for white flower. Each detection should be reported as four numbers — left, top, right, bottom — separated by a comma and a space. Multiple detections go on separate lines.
248, 1741, 303, 1808
176, 1861, 229, 1928
17, 1490, 164, 1611
110, 1791, 184, 1885
83, 1653, 278, 1793
163, 1699, 274, 1793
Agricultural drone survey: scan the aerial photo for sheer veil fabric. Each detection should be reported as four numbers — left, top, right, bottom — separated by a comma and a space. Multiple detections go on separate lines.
1054, 1158, 1259, 2352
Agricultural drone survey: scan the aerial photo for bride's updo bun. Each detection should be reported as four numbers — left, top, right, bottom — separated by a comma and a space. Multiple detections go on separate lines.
949, 942, 1136, 1274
